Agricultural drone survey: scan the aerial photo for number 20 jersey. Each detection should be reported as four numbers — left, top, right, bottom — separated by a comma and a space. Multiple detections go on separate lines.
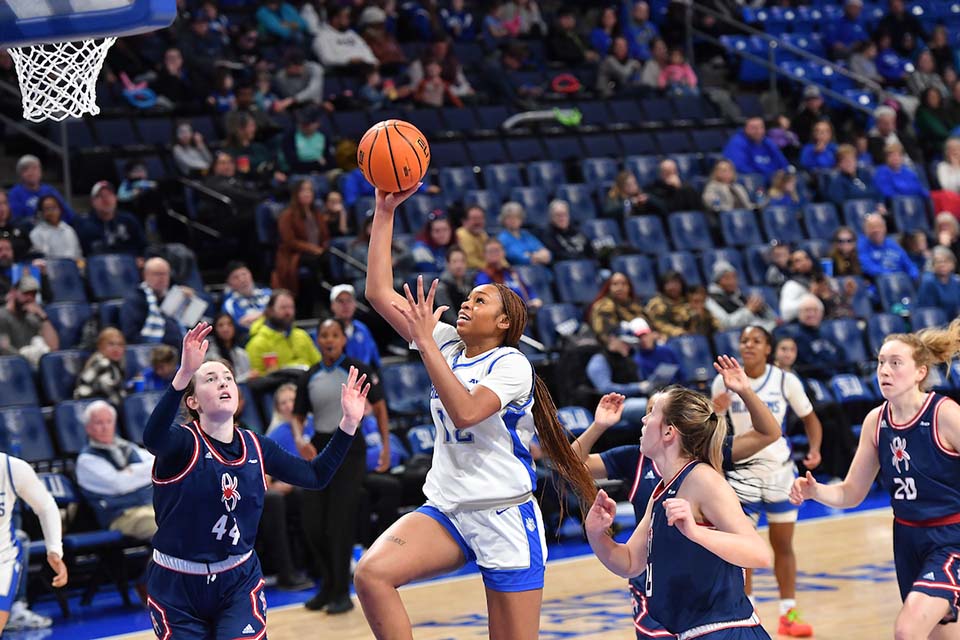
876, 392, 960, 523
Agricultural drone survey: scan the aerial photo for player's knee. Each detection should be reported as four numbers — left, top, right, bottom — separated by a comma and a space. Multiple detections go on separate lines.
353, 554, 391, 593
893, 610, 926, 640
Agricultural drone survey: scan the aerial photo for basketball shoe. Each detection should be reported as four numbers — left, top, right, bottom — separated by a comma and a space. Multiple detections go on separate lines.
778, 608, 813, 637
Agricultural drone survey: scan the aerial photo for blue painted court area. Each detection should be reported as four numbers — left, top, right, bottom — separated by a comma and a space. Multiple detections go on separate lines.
5, 488, 892, 640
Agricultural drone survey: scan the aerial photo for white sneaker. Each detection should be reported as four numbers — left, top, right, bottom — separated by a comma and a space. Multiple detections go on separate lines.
6, 601, 53, 629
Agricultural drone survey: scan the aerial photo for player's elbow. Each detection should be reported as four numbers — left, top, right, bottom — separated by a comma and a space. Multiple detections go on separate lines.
750, 545, 774, 570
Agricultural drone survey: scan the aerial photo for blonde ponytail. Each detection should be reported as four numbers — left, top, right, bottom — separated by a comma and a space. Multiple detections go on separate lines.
884, 319, 960, 389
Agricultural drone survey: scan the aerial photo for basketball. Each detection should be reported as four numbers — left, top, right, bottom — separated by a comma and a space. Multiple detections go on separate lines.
356, 120, 430, 193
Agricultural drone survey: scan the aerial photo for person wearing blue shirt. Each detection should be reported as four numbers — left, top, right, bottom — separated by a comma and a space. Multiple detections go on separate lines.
76, 181, 148, 257
799, 122, 838, 171
590, 6, 618, 57
411, 214, 453, 273
917, 247, 960, 317
330, 284, 381, 371
496, 201, 551, 267
221, 261, 272, 330
622, 1, 658, 61
440, 0, 476, 42
857, 212, 920, 280
8, 155, 75, 224
722, 117, 791, 183
826, 144, 881, 207
873, 143, 930, 200
255, 0, 308, 45
473, 238, 542, 309
824, 0, 869, 59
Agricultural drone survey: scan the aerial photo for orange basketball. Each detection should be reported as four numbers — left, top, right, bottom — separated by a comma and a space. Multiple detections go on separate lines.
357, 120, 431, 193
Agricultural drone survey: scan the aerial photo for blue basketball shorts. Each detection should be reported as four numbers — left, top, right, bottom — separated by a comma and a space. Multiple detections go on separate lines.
146, 553, 268, 639
894, 521, 960, 623
417, 498, 547, 592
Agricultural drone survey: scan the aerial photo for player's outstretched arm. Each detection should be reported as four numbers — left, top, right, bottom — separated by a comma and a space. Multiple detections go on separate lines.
573, 393, 625, 478
714, 356, 779, 462
586, 489, 651, 578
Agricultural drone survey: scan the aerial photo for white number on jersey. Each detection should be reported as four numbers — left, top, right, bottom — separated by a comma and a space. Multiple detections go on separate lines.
893, 477, 918, 501
212, 515, 241, 545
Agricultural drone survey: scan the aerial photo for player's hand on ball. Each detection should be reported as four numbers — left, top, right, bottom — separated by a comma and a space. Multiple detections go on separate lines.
663, 498, 699, 541
375, 183, 422, 214
47, 552, 67, 588
790, 471, 819, 505
339, 366, 371, 436
585, 489, 617, 538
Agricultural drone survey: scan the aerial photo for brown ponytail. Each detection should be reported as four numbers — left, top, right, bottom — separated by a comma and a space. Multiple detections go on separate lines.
660, 385, 726, 472
884, 318, 960, 389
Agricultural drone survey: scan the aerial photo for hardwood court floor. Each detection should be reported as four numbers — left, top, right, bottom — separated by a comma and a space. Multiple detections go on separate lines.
121, 510, 900, 639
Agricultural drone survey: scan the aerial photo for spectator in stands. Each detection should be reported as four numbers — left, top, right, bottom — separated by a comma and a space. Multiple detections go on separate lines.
826, 144, 881, 207
873, 142, 930, 201
134, 345, 177, 392
74, 328, 127, 406
908, 50, 948, 99
596, 36, 642, 98
256, 0, 307, 46
918, 246, 960, 317
8, 155, 75, 223
344, 215, 414, 287
435, 247, 474, 326
590, 6, 620, 57
0, 192, 28, 261
875, 32, 911, 85
825, 0, 869, 59
76, 401, 156, 540
236, 81, 285, 138
658, 48, 697, 96
77, 181, 147, 258
455, 204, 489, 270
780, 248, 821, 322
604, 170, 664, 218
722, 117, 791, 183
272, 179, 329, 318
117, 161, 158, 210
765, 242, 792, 289
934, 212, 960, 264
876, 0, 926, 57
481, 1, 512, 51
413, 59, 465, 108
475, 238, 542, 309
408, 36, 475, 100
280, 107, 332, 174
0, 274, 58, 366
631, 318, 683, 386
830, 226, 862, 277
547, 7, 599, 66
206, 312, 253, 383
440, 0, 476, 42
645, 270, 690, 338
246, 289, 320, 375
624, 1, 658, 60
254, 69, 289, 114
0, 238, 15, 297
686, 285, 719, 337
588, 272, 648, 342
502, 0, 547, 38
916, 88, 953, 159
901, 230, 931, 274
937, 138, 960, 194
478, 40, 541, 110
412, 212, 453, 272
766, 114, 802, 164
361, 7, 407, 72
330, 284, 381, 370
868, 105, 922, 165
539, 199, 593, 262
223, 112, 283, 187
640, 38, 668, 89
497, 201, 551, 266
203, 151, 262, 220
811, 271, 858, 320
274, 49, 325, 108
706, 261, 777, 332
321, 190, 350, 238
928, 25, 956, 76
646, 159, 702, 214
177, 13, 225, 83
312, 5, 377, 69
849, 40, 882, 86
702, 159, 753, 214
790, 294, 846, 375
28, 195, 82, 261
206, 68, 237, 113
119, 257, 185, 347
222, 261, 271, 329
764, 170, 806, 209
357, 66, 392, 110
799, 121, 838, 171
152, 47, 200, 108
857, 212, 919, 281
172, 122, 213, 177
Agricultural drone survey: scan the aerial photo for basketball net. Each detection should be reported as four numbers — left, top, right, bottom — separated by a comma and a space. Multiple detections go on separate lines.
8, 38, 117, 122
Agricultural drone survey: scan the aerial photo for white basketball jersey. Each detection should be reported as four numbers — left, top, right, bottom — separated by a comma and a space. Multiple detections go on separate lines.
0, 454, 20, 564
711, 365, 813, 465
420, 324, 536, 512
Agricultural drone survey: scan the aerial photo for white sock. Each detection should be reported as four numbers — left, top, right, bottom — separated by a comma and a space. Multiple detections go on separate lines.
780, 598, 797, 615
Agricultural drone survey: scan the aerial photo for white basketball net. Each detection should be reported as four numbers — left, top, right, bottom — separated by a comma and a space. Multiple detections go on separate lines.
8, 37, 117, 123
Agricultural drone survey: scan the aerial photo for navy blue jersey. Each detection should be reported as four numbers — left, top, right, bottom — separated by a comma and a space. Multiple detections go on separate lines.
876, 393, 960, 523
152, 422, 267, 562
646, 460, 754, 634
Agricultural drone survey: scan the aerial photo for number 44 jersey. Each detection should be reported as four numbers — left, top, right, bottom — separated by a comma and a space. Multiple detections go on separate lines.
876, 392, 960, 524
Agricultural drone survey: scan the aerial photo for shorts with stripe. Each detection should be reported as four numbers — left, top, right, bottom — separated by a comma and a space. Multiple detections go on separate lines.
728, 459, 798, 525
417, 498, 546, 592
630, 583, 673, 639
894, 520, 960, 623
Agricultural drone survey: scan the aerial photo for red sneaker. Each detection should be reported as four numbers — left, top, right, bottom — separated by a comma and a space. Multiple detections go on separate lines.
778, 608, 813, 637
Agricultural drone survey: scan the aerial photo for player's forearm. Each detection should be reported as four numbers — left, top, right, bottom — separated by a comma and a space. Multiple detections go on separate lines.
691, 528, 771, 569
802, 414, 823, 452
572, 423, 607, 463
418, 343, 482, 428
810, 480, 865, 509
365, 207, 398, 309
738, 386, 779, 443
587, 530, 645, 579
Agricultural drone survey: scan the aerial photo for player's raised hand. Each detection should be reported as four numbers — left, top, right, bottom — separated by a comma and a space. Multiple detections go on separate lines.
375, 183, 422, 214
392, 275, 448, 349
584, 489, 617, 538
339, 366, 371, 436
714, 355, 749, 395
47, 551, 67, 588
173, 323, 213, 390
594, 394, 626, 431
789, 470, 819, 505
663, 498, 700, 542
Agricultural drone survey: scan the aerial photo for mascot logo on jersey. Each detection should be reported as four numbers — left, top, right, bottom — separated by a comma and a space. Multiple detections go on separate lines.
221, 473, 241, 512
890, 436, 911, 473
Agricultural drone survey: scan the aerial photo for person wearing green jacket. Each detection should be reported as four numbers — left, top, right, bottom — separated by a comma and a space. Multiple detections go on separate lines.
245, 289, 320, 375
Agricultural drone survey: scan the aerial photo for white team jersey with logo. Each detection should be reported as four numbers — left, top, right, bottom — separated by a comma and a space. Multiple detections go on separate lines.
711, 365, 814, 465
420, 324, 536, 512
0, 454, 19, 564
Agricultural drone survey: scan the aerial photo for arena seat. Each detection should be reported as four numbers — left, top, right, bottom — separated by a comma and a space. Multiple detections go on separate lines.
402, 194, 440, 233
406, 424, 436, 457
580, 218, 623, 250
526, 161, 566, 196
821, 319, 868, 365
719, 209, 763, 248
624, 155, 659, 185
98, 299, 124, 330
513, 265, 554, 304
462, 189, 499, 213
45, 258, 88, 303
87, 254, 140, 301
53, 399, 98, 456
125, 344, 161, 380
535, 303, 581, 350
802, 202, 841, 240
761, 206, 806, 244
841, 199, 879, 234
866, 314, 908, 355
911, 306, 948, 330
657, 251, 702, 287
557, 406, 593, 436
891, 196, 931, 234
465, 139, 509, 167
713, 329, 742, 360
381, 363, 432, 419
554, 184, 598, 223
669, 153, 701, 181
0, 406, 54, 462
610, 254, 658, 300
438, 167, 478, 208
0, 356, 38, 407
875, 273, 917, 313
39, 350, 90, 405
665, 335, 714, 383
121, 391, 165, 444
624, 215, 670, 255
509, 186, 549, 223
553, 260, 600, 305
46, 302, 94, 349
481, 163, 524, 201
581, 157, 619, 187
700, 248, 746, 285
668, 211, 714, 252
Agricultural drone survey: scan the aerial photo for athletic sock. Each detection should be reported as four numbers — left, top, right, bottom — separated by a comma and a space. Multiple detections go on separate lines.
779, 598, 797, 615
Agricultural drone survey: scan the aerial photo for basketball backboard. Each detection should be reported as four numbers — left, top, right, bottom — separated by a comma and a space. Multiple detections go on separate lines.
0, 0, 176, 48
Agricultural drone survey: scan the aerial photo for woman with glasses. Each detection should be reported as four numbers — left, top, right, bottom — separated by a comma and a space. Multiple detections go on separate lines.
829, 226, 862, 277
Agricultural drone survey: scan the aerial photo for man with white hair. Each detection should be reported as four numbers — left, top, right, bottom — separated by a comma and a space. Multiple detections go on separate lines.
867, 105, 922, 164
76, 401, 156, 541
7, 155, 75, 223
857, 213, 919, 280
791, 294, 846, 376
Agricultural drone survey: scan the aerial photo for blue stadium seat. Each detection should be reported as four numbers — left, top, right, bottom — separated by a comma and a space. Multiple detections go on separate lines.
46, 302, 93, 349
761, 206, 805, 244
513, 265, 554, 304
891, 195, 930, 234
641, 97, 673, 124
624, 216, 670, 254
557, 406, 594, 436
405, 108, 443, 136
668, 212, 713, 251
381, 363, 432, 418
821, 319, 868, 365
743, 286, 780, 314
509, 187, 549, 224
87, 254, 140, 301
580, 218, 623, 250
719, 209, 763, 248
581, 158, 619, 187
610, 254, 658, 300
802, 203, 841, 240
692, 129, 730, 153
713, 329, 742, 360
92, 118, 137, 146
546, 136, 586, 162
505, 138, 546, 163
475, 105, 511, 130
466, 139, 509, 166
665, 335, 714, 382
438, 167, 478, 208
238, 383, 263, 433
700, 248, 746, 285
440, 106, 480, 132
574, 101, 612, 126
669, 154, 700, 181
581, 133, 622, 158
608, 99, 643, 125
135, 118, 172, 146
121, 391, 164, 443
743, 245, 771, 285
536, 303, 581, 350
617, 132, 657, 156
654, 131, 694, 153
430, 140, 469, 168
53, 399, 97, 456
482, 163, 523, 200
875, 273, 917, 312
462, 189, 499, 213
0, 356, 38, 407
842, 199, 880, 234
406, 424, 436, 457
799, 238, 830, 260
402, 194, 440, 233
526, 161, 565, 196
658, 251, 702, 287
912, 306, 948, 330
554, 184, 598, 223
624, 156, 659, 185
125, 344, 162, 380
829, 374, 876, 405
39, 350, 90, 405
553, 260, 600, 304
867, 314, 908, 355
0, 407, 54, 462
45, 258, 87, 303
99, 299, 124, 330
